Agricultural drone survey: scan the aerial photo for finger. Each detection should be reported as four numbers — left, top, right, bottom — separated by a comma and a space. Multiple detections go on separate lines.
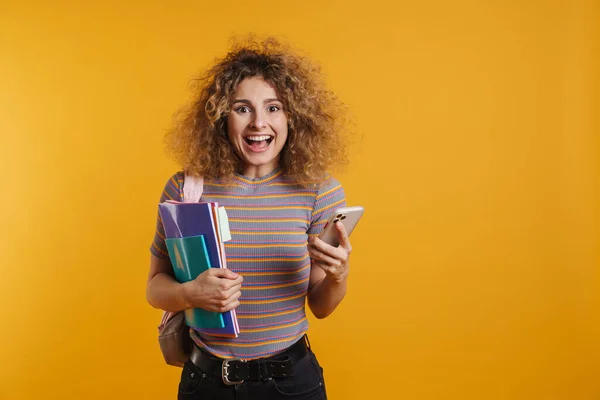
218, 275, 243, 292
211, 268, 240, 280
312, 260, 338, 275
310, 237, 349, 263
215, 281, 242, 300
335, 221, 351, 249
218, 291, 242, 312
316, 260, 349, 282
207, 298, 240, 313
309, 247, 342, 268
220, 299, 240, 312
223, 282, 242, 299
224, 289, 242, 304
309, 236, 339, 258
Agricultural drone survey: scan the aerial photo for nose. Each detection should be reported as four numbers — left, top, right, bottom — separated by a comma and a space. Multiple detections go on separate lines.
250, 109, 267, 130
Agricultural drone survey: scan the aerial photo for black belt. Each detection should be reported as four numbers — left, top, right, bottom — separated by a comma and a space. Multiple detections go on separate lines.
190, 336, 310, 385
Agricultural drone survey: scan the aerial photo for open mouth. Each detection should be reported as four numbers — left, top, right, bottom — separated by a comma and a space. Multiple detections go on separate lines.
244, 135, 274, 151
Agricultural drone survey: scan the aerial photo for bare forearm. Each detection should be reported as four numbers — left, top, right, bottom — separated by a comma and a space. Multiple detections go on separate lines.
146, 273, 190, 312
307, 275, 347, 319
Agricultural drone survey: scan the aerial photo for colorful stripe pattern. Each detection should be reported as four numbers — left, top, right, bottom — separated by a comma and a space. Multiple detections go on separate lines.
151, 168, 345, 359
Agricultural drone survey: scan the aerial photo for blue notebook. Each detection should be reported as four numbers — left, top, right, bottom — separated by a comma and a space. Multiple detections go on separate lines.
165, 235, 224, 329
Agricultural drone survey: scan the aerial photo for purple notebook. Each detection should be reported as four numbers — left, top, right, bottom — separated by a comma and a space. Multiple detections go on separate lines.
159, 202, 223, 268
158, 201, 239, 337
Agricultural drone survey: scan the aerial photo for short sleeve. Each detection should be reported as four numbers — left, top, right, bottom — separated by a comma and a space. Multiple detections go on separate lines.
149, 172, 185, 259
307, 177, 346, 236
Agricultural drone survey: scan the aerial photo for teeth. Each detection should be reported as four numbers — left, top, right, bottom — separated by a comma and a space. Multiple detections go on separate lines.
247, 135, 271, 141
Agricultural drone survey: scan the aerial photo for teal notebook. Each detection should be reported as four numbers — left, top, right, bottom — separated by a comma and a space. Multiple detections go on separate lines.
165, 235, 225, 329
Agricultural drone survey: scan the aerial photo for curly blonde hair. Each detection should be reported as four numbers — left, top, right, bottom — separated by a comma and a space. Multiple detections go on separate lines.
164, 37, 349, 184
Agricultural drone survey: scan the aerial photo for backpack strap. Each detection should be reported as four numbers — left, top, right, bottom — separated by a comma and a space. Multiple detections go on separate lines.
183, 175, 204, 203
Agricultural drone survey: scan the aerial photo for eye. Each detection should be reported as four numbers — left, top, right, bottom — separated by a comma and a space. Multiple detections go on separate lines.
267, 105, 280, 113
235, 105, 251, 113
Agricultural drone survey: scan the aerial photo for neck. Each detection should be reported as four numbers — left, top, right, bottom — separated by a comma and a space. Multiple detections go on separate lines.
240, 161, 280, 179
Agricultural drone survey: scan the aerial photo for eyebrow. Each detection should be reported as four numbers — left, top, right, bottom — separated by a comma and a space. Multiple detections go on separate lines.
232, 98, 281, 105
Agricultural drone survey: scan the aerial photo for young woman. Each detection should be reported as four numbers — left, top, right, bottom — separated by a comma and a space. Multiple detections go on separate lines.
147, 38, 353, 400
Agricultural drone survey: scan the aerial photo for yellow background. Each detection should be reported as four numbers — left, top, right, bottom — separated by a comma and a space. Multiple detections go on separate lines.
1, 0, 598, 399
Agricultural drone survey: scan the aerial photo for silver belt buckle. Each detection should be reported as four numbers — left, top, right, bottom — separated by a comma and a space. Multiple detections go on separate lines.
222, 358, 245, 385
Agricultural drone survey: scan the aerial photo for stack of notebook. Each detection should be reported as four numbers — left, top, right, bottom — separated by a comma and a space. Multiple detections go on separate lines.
158, 200, 239, 337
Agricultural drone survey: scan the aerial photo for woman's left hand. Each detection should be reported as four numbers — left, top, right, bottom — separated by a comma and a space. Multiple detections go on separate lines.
308, 222, 352, 283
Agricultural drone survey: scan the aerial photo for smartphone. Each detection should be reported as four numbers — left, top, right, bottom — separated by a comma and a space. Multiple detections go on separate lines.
318, 206, 365, 247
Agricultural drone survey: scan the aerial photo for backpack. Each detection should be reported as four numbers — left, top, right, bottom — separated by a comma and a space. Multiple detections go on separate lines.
157, 175, 204, 367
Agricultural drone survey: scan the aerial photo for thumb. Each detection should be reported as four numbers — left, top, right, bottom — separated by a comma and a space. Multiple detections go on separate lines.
335, 221, 350, 248
211, 268, 239, 279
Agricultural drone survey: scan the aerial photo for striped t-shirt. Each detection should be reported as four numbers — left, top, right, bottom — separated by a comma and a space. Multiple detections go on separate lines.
150, 167, 346, 359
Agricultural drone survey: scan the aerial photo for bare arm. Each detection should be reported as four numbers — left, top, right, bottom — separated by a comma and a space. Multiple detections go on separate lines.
306, 222, 352, 319
307, 262, 348, 319
146, 255, 190, 312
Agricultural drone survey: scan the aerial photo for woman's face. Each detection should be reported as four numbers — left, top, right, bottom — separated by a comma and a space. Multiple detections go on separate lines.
227, 76, 288, 178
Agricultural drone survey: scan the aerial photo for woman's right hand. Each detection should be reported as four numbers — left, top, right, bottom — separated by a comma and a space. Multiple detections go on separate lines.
181, 269, 243, 312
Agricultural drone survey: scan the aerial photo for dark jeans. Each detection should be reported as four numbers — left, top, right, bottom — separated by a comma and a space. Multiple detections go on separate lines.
177, 346, 327, 400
